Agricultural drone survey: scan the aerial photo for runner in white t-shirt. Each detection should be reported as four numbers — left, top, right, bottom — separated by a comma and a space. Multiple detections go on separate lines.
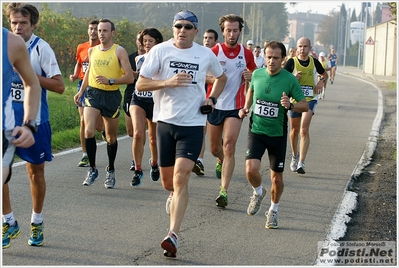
136, 10, 227, 258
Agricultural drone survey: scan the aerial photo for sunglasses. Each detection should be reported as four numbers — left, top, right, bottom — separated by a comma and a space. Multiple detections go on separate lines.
174, 23, 195, 30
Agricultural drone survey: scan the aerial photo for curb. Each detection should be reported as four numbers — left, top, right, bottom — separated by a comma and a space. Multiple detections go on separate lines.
314, 73, 385, 266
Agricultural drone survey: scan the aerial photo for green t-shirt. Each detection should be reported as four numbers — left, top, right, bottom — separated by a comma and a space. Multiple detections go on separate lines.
248, 68, 305, 137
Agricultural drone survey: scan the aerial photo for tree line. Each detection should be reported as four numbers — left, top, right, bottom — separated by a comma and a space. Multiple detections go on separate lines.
2, 2, 289, 77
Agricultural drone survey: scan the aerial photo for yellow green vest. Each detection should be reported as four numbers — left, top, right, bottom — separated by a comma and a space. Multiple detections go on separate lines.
293, 56, 316, 102
89, 44, 123, 91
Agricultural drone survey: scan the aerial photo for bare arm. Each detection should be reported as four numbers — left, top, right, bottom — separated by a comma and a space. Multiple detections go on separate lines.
206, 75, 215, 84
239, 87, 254, 118
291, 99, 309, 113
9, 33, 40, 123
37, 74, 65, 95
136, 72, 193, 92
8, 32, 41, 147
114, 47, 134, 85
69, 61, 81, 82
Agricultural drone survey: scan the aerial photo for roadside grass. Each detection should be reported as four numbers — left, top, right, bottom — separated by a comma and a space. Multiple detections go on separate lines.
387, 81, 397, 90
50, 78, 128, 153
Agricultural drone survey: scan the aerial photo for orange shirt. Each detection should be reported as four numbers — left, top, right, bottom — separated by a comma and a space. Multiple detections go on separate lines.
75, 41, 100, 80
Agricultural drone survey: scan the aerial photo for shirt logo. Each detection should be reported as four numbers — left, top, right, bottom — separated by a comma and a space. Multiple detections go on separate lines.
236, 61, 245, 69
170, 61, 199, 71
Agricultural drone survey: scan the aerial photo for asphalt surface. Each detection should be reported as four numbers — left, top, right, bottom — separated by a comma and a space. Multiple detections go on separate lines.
2, 67, 389, 266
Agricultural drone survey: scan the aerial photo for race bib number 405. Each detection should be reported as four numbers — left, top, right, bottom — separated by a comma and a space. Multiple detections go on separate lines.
11, 82, 25, 102
169, 61, 199, 84
254, 99, 279, 118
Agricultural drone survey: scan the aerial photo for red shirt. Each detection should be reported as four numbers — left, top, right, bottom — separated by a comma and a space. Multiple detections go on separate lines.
75, 41, 100, 80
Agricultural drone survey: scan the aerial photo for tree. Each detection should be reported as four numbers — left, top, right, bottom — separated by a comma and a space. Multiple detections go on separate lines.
388, 2, 397, 26
351, 9, 357, 22
318, 10, 339, 50
244, 2, 288, 44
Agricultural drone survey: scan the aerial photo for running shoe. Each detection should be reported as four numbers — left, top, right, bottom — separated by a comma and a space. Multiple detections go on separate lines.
331, 79, 333, 84
296, 162, 305, 174
2, 221, 20, 249
192, 160, 205, 176
247, 186, 267, 216
104, 168, 116, 189
290, 153, 299, 172
131, 170, 144, 187
215, 186, 228, 207
78, 155, 89, 167
166, 192, 173, 215
83, 167, 99, 186
28, 222, 44, 246
161, 231, 178, 258
101, 130, 106, 141
265, 210, 279, 229
215, 160, 222, 179
130, 160, 135, 171
149, 158, 160, 181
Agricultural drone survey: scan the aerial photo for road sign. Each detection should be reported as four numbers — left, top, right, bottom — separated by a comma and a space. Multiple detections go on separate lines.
365, 36, 374, 45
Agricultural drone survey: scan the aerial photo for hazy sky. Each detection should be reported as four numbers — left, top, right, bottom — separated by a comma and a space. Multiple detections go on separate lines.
286, 1, 366, 16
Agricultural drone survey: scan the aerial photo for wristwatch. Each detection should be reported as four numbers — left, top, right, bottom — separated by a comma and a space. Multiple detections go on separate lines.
209, 96, 217, 105
109, 78, 115, 85
22, 120, 38, 134
288, 103, 294, 110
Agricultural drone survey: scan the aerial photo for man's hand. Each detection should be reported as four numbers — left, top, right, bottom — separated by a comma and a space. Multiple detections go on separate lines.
11, 126, 35, 148
239, 108, 250, 118
280, 92, 291, 109
164, 72, 192, 88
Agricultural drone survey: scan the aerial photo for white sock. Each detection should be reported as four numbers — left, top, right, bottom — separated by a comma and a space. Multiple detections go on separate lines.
253, 185, 264, 196
82, 152, 87, 157
3, 212, 15, 226
31, 211, 43, 225
197, 158, 204, 165
269, 201, 279, 212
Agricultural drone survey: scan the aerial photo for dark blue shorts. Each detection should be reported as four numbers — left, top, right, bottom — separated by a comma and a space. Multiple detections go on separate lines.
77, 80, 86, 108
15, 121, 53, 164
289, 99, 317, 118
130, 94, 154, 120
207, 109, 241, 126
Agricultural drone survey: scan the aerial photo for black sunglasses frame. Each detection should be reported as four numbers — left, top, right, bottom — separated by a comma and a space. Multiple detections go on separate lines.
173, 23, 195, 30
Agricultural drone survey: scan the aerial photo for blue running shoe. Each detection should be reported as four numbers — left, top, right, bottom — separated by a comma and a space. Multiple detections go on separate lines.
131, 170, 144, 187
83, 167, 98, 186
104, 167, 116, 189
28, 222, 44, 246
2, 221, 21, 249
149, 158, 160, 181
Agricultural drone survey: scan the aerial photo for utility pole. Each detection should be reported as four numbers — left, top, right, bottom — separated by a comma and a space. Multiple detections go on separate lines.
241, 3, 245, 44
357, 4, 363, 69
343, 8, 350, 66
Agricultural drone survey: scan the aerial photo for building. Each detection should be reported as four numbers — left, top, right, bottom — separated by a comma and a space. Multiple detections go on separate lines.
283, 12, 326, 52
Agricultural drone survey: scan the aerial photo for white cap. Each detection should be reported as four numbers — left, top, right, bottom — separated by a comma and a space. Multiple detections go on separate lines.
247, 40, 254, 45
319, 52, 326, 57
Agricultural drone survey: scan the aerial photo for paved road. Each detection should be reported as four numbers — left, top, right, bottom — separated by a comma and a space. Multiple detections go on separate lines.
3, 71, 382, 266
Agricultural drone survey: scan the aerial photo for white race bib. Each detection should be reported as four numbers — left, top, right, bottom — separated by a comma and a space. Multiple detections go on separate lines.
11, 82, 25, 102
254, 99, 279, 118
301, 85, 314, 97
169, 61, 199, 85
